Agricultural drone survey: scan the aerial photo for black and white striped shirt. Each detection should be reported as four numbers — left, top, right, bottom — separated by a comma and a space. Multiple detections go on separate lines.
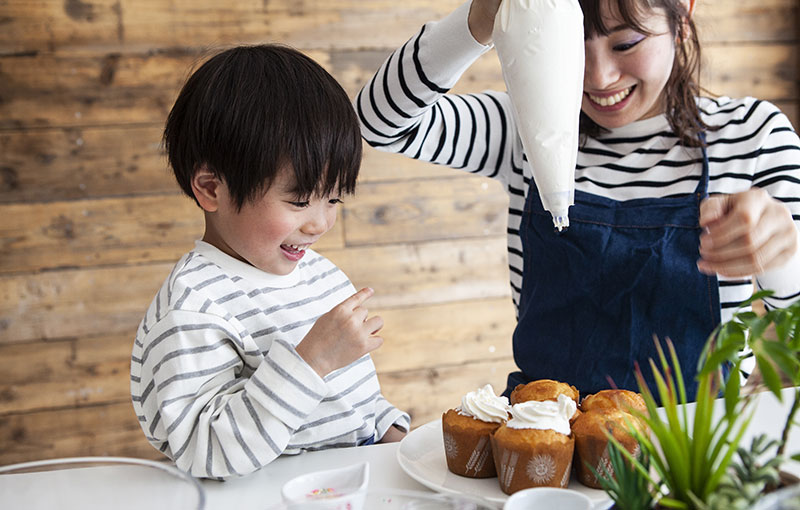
131, 241, 409, 479
356, 1, 800, 325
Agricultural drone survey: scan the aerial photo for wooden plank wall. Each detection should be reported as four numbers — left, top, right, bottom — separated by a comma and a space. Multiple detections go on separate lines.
0, 0, 798, 465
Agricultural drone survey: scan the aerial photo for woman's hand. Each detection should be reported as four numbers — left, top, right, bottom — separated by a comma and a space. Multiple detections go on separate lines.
697, 188, 799, 277
468, 0, 502, 45
295, 287, 384, 378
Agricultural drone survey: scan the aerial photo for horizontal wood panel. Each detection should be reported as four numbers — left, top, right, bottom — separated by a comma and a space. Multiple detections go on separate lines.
0, 335, 131, 415
0, 297, 515, 415
0, 356, 518, 464
1, 43, 796, 131
371, 297, 516, 373
380, 358, 519, 429
0, 123, 454, 202
0, 401, 159, 464
344, 176, 508, 246
0, 0, 793, 54
703, 45, 798, 101
0, 236, 511, 343
0, 192, 342, 274
0, 175, 503, 273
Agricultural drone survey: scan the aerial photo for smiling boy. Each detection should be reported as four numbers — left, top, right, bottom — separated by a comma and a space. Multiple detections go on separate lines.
130, 44, 409, 480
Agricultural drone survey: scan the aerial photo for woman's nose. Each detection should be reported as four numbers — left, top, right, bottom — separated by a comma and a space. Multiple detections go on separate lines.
584, 49, 620, 90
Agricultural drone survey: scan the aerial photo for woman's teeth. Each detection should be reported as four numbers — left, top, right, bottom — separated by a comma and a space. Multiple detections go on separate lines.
589, 86, 633, 106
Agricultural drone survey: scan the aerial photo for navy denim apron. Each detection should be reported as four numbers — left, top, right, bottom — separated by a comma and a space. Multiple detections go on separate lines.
506, 140, 720, 399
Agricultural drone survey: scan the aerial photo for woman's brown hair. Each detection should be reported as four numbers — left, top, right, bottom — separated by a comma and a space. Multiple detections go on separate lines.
578, 0, 711, 147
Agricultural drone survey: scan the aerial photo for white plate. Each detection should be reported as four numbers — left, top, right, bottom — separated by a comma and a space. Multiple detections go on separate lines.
396, 419, 613, 507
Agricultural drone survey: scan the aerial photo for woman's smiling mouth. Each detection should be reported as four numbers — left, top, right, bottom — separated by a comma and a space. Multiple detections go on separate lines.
586, 85, 635, 108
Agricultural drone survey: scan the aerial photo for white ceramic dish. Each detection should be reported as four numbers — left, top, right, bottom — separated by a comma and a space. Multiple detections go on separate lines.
397, 419, 612, 507
281, 462, 369, 510
0, 456, 205, 510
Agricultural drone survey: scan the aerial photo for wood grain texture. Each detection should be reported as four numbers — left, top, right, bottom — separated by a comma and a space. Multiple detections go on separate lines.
0, 0, 796, 465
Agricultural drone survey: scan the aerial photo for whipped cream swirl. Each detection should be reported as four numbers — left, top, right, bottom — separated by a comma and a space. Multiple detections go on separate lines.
506, 394, 576, 435
457, 384, 510, 423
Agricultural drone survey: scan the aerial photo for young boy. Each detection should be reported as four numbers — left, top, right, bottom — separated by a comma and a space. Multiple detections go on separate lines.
130, 44, 409, 480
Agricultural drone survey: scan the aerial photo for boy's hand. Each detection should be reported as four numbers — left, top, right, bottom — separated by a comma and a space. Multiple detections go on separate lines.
697, 189, 798, 277
295, 287, 384, 378
468, 0, 502, 45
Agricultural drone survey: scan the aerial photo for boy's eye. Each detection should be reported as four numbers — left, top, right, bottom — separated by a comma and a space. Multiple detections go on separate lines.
289, 201, 310, 208
328, 198, 343, 205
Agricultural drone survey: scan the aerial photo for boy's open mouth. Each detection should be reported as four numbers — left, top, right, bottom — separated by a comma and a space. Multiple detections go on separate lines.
280, 244, 309, 261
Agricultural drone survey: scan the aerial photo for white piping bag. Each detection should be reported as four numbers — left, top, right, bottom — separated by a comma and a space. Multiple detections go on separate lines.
493, 0, 584, 231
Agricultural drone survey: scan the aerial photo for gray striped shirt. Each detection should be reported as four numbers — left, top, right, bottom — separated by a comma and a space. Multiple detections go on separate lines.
131, 241, 410, 479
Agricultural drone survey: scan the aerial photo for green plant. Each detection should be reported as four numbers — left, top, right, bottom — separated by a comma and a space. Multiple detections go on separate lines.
705, 434, 784, 510
592, 439, 655, 510
609, 338, 753, 509
700, 291, 800, 463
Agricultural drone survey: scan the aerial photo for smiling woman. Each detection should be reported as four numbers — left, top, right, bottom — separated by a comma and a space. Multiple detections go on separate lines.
0, 0, 797, 467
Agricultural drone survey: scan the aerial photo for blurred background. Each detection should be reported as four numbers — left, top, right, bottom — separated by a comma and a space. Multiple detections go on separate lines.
0, 0, 798, 465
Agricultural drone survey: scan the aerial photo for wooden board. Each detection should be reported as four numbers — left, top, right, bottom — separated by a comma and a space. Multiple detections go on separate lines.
0, 296, 516, 415
0, 236, 511, 343
0, 0, 793, 53
1, 42, 796, 130
0, 355, 519, 464
0, 193, 343, 274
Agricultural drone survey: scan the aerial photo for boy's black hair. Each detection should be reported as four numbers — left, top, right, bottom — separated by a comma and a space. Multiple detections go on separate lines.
164, 44, 362, 210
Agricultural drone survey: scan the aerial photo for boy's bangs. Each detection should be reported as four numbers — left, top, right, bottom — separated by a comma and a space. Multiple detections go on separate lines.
580, 0, 659, 38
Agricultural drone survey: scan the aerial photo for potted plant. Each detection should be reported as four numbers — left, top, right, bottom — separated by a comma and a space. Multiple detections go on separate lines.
598, 292, 800, 509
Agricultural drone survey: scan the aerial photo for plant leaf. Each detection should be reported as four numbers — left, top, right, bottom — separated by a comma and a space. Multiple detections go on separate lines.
755, 354, 784, 398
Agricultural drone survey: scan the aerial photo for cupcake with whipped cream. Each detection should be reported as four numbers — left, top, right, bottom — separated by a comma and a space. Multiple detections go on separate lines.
491, 394, 576, 494
441, 384, 511, 478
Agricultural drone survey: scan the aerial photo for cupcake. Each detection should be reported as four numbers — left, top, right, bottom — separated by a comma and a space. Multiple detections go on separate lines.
573, 390, 647, 489
509, 379, 579, 405
442, 384, 510, 478
491, 394, 576, 494
509, 378, 581, 424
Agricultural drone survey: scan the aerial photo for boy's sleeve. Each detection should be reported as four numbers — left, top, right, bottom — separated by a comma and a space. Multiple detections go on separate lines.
133, 309, 327, 479
355, 1, 518, 183
373, 394, 411, 440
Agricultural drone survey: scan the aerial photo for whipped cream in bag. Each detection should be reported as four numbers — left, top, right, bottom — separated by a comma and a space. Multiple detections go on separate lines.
493, 0, 584, 230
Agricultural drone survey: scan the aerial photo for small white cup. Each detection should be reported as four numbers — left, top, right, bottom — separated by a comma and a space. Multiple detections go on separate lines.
280, 462, 369, 510
503, 487, 593, 510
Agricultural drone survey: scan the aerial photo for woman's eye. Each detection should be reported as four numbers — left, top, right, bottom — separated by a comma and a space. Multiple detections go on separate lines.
614, 37, 644, 52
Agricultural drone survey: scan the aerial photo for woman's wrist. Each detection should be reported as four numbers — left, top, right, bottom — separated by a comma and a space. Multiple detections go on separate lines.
468, 0, 497, 45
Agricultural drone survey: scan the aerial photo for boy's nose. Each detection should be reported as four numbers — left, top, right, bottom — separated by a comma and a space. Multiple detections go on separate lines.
302, 206, 334, 235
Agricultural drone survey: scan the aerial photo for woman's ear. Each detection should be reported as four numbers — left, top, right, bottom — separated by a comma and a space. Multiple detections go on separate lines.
191, 165, 223, 212
683, 0, 696, 17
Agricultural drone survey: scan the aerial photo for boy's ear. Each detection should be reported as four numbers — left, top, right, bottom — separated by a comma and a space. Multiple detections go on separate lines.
191, 165, 223, 212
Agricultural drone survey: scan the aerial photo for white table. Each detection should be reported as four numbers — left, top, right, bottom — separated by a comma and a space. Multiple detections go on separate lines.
201, 386, 800, 510
1, 387, 797, 510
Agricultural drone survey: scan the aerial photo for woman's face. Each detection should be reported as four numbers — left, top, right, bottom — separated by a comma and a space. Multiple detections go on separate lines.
581, 0, 677, 129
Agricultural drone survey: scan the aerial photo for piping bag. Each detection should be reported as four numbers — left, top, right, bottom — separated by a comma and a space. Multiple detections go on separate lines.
493, 0, 584, 231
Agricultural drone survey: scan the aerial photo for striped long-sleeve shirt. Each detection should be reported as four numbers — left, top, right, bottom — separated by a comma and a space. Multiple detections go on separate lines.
356, 1, 800, 324
131, 241, 410, 479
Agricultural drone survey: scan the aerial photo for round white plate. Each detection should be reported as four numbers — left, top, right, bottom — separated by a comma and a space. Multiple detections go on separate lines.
396, 419, 613, 507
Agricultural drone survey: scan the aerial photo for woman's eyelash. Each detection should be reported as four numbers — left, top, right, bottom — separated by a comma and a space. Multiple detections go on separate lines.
614, 37, 644, 51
